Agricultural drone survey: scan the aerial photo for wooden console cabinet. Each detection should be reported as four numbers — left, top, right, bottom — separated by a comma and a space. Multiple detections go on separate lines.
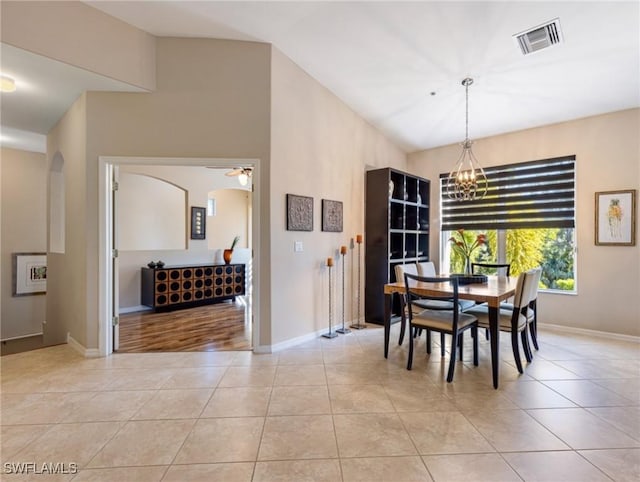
141, 263, 245, 311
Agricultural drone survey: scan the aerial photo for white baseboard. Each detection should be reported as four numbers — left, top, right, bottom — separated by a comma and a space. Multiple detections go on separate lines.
539, 323, 640, 343
67, 333, 101, 357
119, 305, 151, 314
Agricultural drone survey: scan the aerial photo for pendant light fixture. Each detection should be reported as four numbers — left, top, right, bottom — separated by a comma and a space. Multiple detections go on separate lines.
446, 77, 488, 201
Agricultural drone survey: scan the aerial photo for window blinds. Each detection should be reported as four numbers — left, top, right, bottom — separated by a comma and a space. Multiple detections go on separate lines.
440, 155, 575, 231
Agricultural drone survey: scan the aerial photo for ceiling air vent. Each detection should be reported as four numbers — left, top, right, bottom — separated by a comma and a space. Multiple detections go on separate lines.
514, 18, 563, 55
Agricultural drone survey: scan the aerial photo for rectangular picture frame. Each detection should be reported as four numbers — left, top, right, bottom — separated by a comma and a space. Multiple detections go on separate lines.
190, 206, 206, 240
322, 199, 343, 232
286, 194, 314, 231
595, 189, 636, 246
13, 252, 47, 296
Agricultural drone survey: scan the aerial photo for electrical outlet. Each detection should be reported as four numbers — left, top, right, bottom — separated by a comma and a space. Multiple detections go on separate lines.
294, 241, 303, 252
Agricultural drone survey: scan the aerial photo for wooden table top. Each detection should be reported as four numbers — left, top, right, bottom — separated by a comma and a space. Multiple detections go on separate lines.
384, 275, 518, 308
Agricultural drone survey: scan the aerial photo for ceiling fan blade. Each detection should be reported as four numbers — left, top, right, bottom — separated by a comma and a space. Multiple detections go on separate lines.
225, 168, 243, 177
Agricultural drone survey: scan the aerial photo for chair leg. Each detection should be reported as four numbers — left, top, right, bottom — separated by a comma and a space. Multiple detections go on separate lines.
440, 333, 445, 357
472, 326, 479, 366
407, 323, 414, 370
530, 302, 539, 350
521, 328, 533, 363
447, 331, 457, 382
398, 310, 406, 346
484, 327, 489, 340
426, 329, 432, 354
458, 333, 464, 361
511, 329, 523, 374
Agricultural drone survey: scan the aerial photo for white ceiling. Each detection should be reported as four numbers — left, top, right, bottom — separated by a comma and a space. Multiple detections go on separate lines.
2, 1, 639, 154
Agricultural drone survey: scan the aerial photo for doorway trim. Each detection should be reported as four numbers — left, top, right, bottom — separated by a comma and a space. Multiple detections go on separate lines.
98, 156, 261, 356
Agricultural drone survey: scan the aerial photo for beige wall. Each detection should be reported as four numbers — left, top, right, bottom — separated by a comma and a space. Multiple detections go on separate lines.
408, 108, 640, 337
46, 94, 88, 346
1, 1, 156, 90
270, 48, 407, 345
208, 189, 251, 254
0, 148, 47, 340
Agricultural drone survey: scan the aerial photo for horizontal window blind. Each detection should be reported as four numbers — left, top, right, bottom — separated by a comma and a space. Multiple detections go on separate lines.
440, 155, 575, 231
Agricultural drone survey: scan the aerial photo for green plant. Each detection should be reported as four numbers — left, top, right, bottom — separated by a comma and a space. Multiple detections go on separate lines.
230, 235, 240, 250
448, 229, 486, 273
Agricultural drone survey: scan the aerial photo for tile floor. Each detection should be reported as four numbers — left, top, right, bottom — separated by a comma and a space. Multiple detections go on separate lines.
1, 324, 639, 481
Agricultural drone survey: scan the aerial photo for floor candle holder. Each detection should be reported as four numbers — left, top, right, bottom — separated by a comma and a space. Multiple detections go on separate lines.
322, 257, 338, 338
336, 246, 350, 334
350, 234, 366, 329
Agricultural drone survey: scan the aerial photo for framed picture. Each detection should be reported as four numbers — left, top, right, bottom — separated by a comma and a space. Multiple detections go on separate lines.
322, 199, 343, 232
190, 206, 206, 239
13, 253, 47, 296
287, 194, 313, 231
595, 189, 636, 246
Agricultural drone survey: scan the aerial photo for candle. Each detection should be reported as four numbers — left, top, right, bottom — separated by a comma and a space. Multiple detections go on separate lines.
356, 234, 363, 244
340, 246, 347, 255
327, 257, 334, 267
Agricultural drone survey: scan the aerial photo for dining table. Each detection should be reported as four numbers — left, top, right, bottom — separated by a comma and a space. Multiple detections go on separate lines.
383, 275, 519, 389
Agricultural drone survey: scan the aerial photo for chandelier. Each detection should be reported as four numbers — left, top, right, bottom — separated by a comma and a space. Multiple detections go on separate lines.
446, 77, 488, 201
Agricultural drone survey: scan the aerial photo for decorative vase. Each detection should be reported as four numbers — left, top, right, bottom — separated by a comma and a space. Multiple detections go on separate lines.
223, 249, 233, 265
464, 257, 472, 275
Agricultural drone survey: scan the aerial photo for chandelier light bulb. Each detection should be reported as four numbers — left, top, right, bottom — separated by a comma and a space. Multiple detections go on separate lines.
238, 172, 249, 186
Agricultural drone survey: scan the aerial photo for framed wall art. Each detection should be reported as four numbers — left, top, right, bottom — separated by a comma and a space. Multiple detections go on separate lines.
13, 253, 47, 296
322, 199, 343, 232
595, 189, 636, 246
286, 194, 313, 231
190, 206, 206, 239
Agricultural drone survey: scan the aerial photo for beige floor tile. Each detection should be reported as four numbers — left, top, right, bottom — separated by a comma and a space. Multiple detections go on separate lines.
160, 367, 227, 388
542, 379, 636, 406
592, 378, 640, 403
132, 388, 212, 420
201, 387, 272, 417
503, 450, 612, 481
62, 390, 155, 422
555, 359, 640, 379
174, 351, 236, 367
383, 383, 456, 412
398, 411, 494, 455
528, 407, 640, 449
232, 351, 279, 366
325, 364, 382, 385
277, 349, 324, 365
218, 366, 276, 387
105, 368, 174, 390
253, 459, 341, 482
500, 380, 577, 409
274, 364, 327, 386
268, 385, 331, 415
463, 409, 568, 452
521, 359, 584, 380
329, 384, 394, 413
0, 425, 52, 462
587, 406, 640, 440
322, 347, 369, 365
13, 422, 122, 468
423, 453, 521, 481
71, 466, 167, 481
448, 389, 520, 411
1, 392, 96, 425
334, 413, 417, 457
88, 419, 195, 467
341, 456, 432, 482
174, 417, 264, 463
163, 462, 254, 481
258, 415, 337, 460
579, 448, 640, 482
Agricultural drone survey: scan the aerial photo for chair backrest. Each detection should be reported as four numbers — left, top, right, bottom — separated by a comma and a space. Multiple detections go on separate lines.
472, 262, 511, 277
416, 261, 437, 277
394, 263, 418, 284
404, 272, 460, 313
526, 267, 542, 303
511, 271, 530, 310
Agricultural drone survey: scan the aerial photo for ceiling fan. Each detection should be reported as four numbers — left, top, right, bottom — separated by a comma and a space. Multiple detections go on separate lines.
225, 167, 252, 186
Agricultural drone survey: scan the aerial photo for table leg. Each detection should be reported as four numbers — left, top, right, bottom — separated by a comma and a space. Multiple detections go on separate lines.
489, 305, 500, 389
384, 293, 391, 358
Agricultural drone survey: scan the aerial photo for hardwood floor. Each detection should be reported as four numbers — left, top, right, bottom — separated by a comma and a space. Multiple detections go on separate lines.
117, 299, 251, 352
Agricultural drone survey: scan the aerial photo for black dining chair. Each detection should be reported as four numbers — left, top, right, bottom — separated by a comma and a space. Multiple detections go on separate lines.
472, 262, 511, 277
404, 273, 479, 382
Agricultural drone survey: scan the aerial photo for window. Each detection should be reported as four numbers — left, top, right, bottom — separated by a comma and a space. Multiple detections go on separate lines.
440, 156, 576, 292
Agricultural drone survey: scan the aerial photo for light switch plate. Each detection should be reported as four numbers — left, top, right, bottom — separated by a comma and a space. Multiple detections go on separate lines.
294, 241, 303, 252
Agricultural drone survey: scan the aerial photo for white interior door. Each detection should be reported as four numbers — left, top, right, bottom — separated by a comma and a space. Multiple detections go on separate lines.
112, 166, 120, 351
